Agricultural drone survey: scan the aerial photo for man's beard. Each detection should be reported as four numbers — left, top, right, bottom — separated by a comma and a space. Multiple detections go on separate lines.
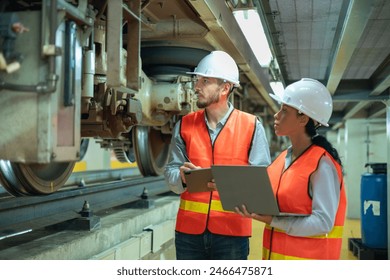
196, 92, 220, 108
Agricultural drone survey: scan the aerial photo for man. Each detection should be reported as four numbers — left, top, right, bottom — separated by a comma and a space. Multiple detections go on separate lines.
164, 50, 271, 260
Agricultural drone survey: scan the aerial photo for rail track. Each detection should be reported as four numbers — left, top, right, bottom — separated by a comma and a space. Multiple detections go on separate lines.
0, 169, 172, 239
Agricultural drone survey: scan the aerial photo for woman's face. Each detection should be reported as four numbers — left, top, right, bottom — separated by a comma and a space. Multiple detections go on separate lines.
273, 104, 307, 136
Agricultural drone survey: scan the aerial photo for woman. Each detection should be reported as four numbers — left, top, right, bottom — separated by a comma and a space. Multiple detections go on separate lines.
236, 78, 347, 260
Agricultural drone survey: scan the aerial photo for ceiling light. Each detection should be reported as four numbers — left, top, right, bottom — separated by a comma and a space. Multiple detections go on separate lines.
233, 9, 273, 67
270, 81, 285, 96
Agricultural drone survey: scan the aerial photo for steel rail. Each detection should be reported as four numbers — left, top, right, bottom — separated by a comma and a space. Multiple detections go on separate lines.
0, 174, 171, 238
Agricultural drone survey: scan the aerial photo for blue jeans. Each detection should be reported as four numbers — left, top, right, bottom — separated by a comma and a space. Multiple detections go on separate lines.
175, 230, 249, 260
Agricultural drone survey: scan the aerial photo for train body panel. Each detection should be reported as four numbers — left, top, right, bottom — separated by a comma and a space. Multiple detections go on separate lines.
0, 10, 82, 163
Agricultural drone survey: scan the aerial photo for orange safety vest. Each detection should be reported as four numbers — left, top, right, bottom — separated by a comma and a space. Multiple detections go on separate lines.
263, 145, 347, 260
176, 109, 256, 236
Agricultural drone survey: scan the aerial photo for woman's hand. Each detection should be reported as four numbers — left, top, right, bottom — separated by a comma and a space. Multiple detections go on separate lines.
207, 180, 217, 191
235, 205, 273, 224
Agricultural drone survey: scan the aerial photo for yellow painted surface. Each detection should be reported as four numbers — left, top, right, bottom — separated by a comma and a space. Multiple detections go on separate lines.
72, 161, 138, 173
73, 161, 87, 172
110, 161, 138, 169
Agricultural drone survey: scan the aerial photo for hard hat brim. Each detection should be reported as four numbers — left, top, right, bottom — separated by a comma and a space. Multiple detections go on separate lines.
269, 93, 282, 103
186, 71, 240, 87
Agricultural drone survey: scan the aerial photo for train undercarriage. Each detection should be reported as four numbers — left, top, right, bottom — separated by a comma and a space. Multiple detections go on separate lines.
0, 0, 274, 196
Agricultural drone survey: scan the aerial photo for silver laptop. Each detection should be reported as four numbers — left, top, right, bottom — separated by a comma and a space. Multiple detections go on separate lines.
211, 165, 309, 216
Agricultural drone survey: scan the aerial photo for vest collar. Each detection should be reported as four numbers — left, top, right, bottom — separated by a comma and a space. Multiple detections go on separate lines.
204, 102, 234, 128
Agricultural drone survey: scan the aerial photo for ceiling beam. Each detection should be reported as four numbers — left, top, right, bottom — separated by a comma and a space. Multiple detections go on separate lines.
327, 0, 386, 129
326, 0, 375, 94
369, 107, 386, 118
370, 54, 390, 96
333, 91, 389, 102
331, 101, 370, 130
343, 101, 370, 119
371, 75, 390, 96
333, 83, 390, 120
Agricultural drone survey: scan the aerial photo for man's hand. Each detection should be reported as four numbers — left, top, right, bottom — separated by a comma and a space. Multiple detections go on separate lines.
180, 162, 200, 183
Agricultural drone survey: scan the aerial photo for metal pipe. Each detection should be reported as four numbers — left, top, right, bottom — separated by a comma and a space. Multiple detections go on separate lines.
41, 0, 58, 94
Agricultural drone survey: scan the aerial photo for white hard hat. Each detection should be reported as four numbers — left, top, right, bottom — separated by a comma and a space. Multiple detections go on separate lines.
187, 50, 240, 87
270, 78, 333, 127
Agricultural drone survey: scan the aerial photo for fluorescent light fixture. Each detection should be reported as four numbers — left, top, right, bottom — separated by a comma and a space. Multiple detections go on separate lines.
233, 9, 273, 67
270, 81, 285, 96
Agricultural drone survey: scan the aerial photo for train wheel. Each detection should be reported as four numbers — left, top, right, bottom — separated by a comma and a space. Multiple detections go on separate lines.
133, 126, 171, 176
0, 160, 30, 196
0, 161, 75, 196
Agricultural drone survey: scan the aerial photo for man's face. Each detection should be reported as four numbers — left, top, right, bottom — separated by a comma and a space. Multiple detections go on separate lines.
194, 76, 226, 108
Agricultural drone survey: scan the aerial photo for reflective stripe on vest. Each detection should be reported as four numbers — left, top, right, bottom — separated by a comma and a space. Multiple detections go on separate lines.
176, 109, 256, 236
263, 145, 347, 260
